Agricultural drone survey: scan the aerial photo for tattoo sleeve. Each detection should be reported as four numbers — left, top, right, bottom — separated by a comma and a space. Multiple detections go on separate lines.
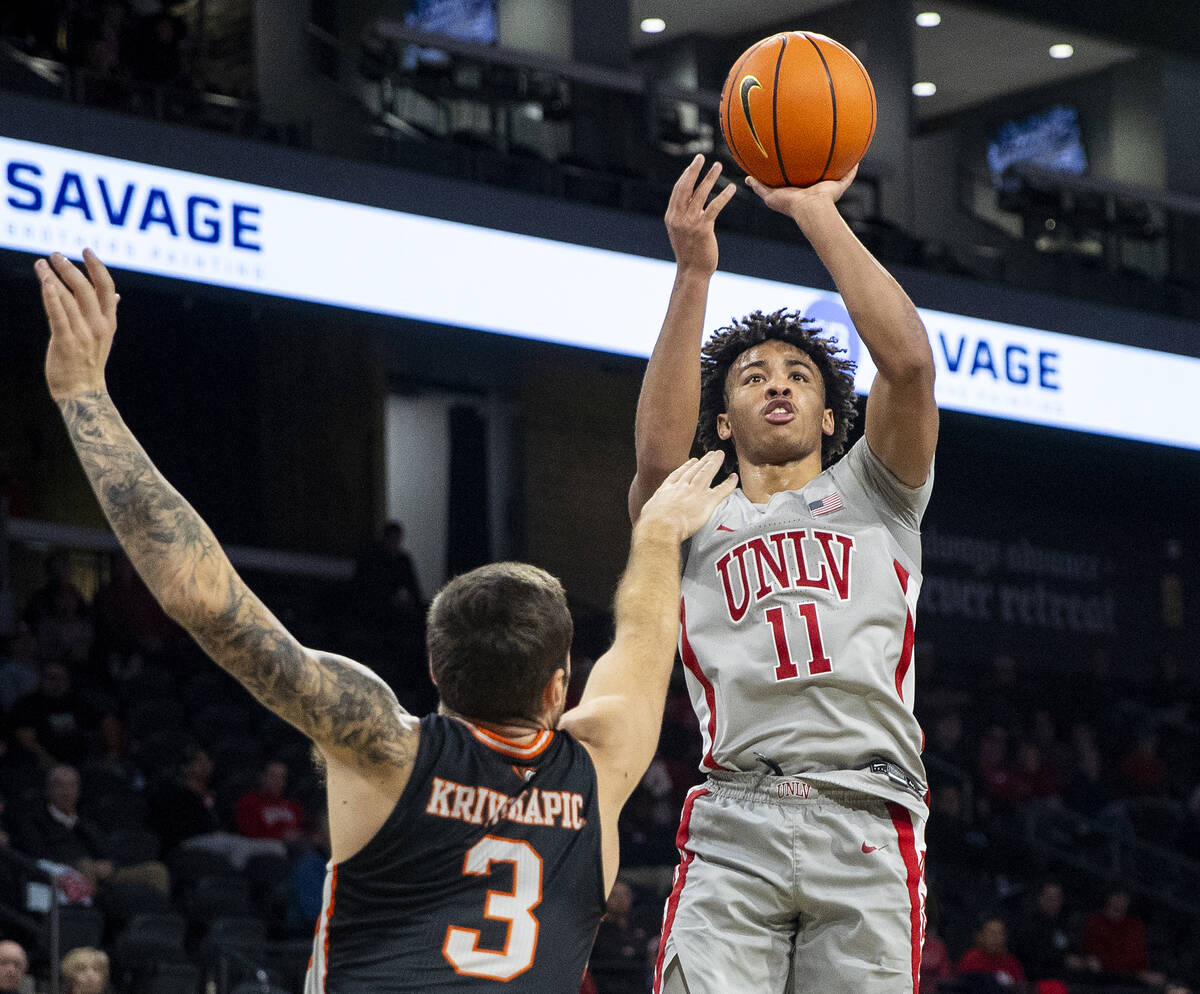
60, 391, 412, 768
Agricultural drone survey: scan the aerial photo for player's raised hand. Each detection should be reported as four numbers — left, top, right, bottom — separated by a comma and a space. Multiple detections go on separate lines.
35, 249, 120, 403
746, 163, 857, 221
665, 154, 737, 277
636, 449, 737, 542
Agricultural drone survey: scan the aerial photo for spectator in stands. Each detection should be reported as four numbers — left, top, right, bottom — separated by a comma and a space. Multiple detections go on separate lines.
1009, 879, 1100, 984
924, 709, 971, 786
976, 723, 1012, 801
919, 922, 954, 993
0, 628, 40, 717
1061, 721, 1128, 832
589, 879, 651, 994
10, 661, 94, 765
1003, 741, 1062, 809
0, 940, 28, 994
81, 712, 144, 793
22, 549, 92, 663
92, 549, 180, 673
1082, 887, 1166, 988
925, 781, 990, 871
235, 759, 306, 842
12, 763, 168, 895
956, 916, 1026, 988
148, 742, 285, 869
61, 945, 110, 994
352, 520, 424, 625
1117, 727, 1168, 798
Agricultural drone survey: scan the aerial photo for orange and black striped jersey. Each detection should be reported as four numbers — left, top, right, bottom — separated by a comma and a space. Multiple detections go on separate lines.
305, 712, 605, 992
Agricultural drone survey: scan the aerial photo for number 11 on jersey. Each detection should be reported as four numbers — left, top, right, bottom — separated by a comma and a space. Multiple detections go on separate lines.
764, 603, 832, 680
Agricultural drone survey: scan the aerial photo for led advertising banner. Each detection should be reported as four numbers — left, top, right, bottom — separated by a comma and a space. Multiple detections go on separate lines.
4, 134, 1199, 450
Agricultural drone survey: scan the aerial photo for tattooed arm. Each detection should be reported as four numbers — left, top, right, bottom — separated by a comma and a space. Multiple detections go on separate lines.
36, 252, 416, 830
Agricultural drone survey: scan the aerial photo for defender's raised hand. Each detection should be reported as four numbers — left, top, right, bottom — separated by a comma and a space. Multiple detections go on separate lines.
665, 155, 737, 276
636, 450, 737, 542
35, 249, 119, 403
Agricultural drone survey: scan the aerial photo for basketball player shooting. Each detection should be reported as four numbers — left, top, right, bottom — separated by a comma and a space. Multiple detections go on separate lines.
628, 155, 938, 993
34, 248, 738, 993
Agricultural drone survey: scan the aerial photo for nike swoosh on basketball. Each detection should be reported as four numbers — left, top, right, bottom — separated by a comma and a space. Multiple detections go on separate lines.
739, 75, 767, 156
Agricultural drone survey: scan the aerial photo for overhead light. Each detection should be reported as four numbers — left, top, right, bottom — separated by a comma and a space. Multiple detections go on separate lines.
912, 81, 937, 97
1049, 43, 1074, 59
640, 17, 666, 34
915, 11, 942, 27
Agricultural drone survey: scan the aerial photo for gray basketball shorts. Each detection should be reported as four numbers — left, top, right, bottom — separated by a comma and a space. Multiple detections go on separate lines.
652, 772, 926, 994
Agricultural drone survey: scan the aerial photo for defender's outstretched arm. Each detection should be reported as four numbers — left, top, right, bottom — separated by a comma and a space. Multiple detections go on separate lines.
36, 251, 414, 777
629, 156, 737, 521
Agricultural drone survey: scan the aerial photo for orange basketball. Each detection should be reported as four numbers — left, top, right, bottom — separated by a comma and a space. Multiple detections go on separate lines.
719, 31, 876, 188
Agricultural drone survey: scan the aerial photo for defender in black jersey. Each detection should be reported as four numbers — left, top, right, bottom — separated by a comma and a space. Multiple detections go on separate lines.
34, 249, 738, 994
307, 715, 603, 991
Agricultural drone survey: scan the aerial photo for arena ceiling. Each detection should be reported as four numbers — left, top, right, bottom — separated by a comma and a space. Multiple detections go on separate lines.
628, 0, 1141, 120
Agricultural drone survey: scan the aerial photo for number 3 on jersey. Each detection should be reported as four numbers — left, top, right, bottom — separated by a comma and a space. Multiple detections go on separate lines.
765, 602, 832, 679
443, 836, 542, 980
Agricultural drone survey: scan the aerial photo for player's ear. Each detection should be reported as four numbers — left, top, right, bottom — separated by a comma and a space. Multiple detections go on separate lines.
542, 666, 568, 713
716, 413, 732, 440
821, 408, 835, 436
427, 657, 438, 688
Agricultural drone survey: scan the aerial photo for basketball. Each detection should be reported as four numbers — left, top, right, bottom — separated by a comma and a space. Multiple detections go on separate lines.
719, 31, 876, 188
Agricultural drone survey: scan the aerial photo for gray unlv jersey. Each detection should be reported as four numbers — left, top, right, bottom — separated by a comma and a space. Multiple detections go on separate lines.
679, 437, 934, 814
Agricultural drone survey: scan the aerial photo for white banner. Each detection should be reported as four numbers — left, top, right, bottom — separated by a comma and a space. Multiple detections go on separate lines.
4, 135, 1200, 450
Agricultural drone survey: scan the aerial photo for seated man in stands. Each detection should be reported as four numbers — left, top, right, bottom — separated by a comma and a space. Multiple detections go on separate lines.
12, 763, 169, 897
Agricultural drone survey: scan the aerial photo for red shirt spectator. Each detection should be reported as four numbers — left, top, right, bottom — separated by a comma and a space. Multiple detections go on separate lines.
920, 927, 954, 993
1083, 889, 1147, 974
236, 760, 306, 841
957, 918, 1026, 987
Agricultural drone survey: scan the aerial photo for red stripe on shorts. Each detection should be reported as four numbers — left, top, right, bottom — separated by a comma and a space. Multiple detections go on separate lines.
892, 560, 915, 701
887, 803, 923, 994
319, 864, 338, 992
653, 786, 709, 993
679, 598, 722, 770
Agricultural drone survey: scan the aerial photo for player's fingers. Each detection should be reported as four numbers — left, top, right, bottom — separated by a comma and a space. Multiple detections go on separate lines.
704, 181, 738, 219
663, 457, 700, 484
42, 257, 91, 336
38, 266, 74, 337
48, 253, 105, 330
691, 161, 723, 207
670, 154, 705, 201
82, 248, 118, 322
712, 472, 739, 499
693, 449, 727, 483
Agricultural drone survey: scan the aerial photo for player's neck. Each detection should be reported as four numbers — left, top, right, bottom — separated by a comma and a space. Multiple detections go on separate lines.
441, 706, 551, 741
737, 454, 822, 503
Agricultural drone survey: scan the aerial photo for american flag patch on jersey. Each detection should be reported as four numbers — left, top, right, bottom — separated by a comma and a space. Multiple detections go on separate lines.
808, 492, 843, 517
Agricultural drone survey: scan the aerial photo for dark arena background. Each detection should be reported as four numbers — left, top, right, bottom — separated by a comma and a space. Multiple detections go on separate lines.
2, 1, 1200, 992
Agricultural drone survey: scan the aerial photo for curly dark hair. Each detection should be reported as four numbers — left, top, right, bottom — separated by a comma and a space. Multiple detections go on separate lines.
697, 309, 857, 474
